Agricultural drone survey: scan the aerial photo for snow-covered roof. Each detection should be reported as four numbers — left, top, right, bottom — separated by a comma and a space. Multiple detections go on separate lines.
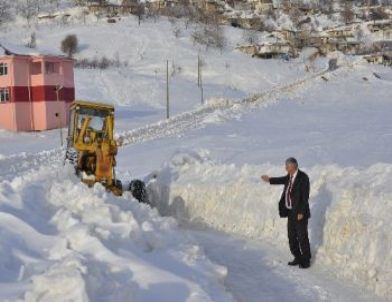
0, 41, 43, 56
0, 40, 65, 58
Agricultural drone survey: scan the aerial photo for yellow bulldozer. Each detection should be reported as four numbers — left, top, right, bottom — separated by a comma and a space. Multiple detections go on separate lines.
65, 100, 147, 202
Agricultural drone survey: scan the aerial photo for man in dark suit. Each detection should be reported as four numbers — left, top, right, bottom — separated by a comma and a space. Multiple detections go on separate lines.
261, 158, 311, 269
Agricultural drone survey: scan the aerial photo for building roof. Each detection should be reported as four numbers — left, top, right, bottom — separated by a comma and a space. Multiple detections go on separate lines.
0, 41, 43, 56
0, 40, 71, 60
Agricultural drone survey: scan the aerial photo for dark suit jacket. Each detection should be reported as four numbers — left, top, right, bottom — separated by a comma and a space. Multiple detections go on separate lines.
269, 170, 310, 219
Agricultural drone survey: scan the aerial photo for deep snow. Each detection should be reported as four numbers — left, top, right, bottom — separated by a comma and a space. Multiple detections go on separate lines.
0, 165, 234, 302
150, 153, 392, 300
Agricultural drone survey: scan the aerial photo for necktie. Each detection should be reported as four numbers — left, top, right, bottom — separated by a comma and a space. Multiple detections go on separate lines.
288, 176, 293, 207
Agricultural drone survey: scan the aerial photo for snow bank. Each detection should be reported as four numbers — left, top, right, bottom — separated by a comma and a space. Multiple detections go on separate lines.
0, 165, 234, 301
152, 151, 392, 300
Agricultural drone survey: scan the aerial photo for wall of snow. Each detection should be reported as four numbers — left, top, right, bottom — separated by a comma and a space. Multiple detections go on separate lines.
151, 152, 392, 300
0, 164, 234, 302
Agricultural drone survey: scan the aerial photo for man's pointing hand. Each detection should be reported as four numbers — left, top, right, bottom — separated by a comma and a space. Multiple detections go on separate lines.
261, 175, 270, 183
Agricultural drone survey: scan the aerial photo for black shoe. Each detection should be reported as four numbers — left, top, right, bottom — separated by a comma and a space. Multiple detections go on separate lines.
288, 258, 300, 266
299, 262, 311, 269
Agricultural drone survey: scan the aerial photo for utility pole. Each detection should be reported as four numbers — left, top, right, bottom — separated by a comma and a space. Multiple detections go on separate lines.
197, 55, 201, 87
166, 60, 170, 119
382, 26, 385, 54
55, 85, 64, 147
200, 79, 204, 105
197, 55, 204, 105
200, 62, 204, 105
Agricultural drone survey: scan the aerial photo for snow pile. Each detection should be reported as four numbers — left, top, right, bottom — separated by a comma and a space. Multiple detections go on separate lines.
152, 151, 392, 300
0, 165, 234, 301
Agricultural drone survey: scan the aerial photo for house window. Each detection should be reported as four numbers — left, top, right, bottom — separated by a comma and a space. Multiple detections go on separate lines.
45, 62, 59, 74
31, 62, 42, 75
0, 63, 8, 76
0, 88, 10, 103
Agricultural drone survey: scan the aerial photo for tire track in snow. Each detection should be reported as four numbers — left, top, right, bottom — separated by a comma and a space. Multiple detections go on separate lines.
118, 67, 331, 146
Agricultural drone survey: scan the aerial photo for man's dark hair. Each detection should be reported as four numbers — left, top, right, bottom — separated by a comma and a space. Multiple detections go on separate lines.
286, 157, 298, 168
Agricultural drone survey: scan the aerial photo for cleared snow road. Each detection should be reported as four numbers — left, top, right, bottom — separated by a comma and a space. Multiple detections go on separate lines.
188, 228, 385, 302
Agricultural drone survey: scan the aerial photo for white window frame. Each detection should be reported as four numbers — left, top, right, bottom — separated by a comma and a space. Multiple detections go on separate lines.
0, 88, 10, 103
0, 63, 8, 76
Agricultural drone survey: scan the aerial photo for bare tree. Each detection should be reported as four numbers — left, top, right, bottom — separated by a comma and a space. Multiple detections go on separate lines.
265, 6, 277, 21
145, 5, 159, 22
75, 55, 128, 69
341, 1, 355, 24
61, 34, 79, 58
26, 32, 37, 48
172, 25, 182, 38
249, 17, 266, 32
193, 6, 220, 27
74, 0, 88, 6
166, 2, 198, 29
18, 0, 37, 25
370, 7, 389, 22
192, 24, 226, 52
319, 0, 334, 15
295, 30, 312, 49
214, 26, 227, 52
134, 2, 145, 26
242, 29, 259, 45
48, 0, 61, 11
168, 0, 196, 22
288, 6, 302, 25
33, 0, 41, 15
0, 1, 12, 25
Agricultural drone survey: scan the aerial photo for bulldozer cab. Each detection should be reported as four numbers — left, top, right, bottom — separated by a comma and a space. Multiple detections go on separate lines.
67, 101, 115, 150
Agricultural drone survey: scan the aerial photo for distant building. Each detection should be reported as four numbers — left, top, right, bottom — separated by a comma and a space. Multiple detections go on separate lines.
326, 27, 355, 39
364, 52, 392, 66
237, 42, 293, 59
0, 44, 74, 132
249, 0, 273, 12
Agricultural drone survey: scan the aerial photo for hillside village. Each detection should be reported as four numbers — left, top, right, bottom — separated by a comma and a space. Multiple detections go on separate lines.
0, 0, 390, 64
79, 0, 392, 61
24, 0, 392, 65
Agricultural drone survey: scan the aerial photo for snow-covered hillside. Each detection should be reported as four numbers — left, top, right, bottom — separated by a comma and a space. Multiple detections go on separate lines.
0, 13, 327, 153
0, 6, 392, 302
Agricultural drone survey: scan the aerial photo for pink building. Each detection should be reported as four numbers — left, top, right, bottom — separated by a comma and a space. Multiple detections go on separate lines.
0, 45, 75, 131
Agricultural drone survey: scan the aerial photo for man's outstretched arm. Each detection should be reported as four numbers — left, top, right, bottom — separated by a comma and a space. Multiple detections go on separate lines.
261, 175, 288, 185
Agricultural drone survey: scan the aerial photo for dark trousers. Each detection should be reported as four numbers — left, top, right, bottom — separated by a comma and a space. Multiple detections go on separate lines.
287, 212, 311, 264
